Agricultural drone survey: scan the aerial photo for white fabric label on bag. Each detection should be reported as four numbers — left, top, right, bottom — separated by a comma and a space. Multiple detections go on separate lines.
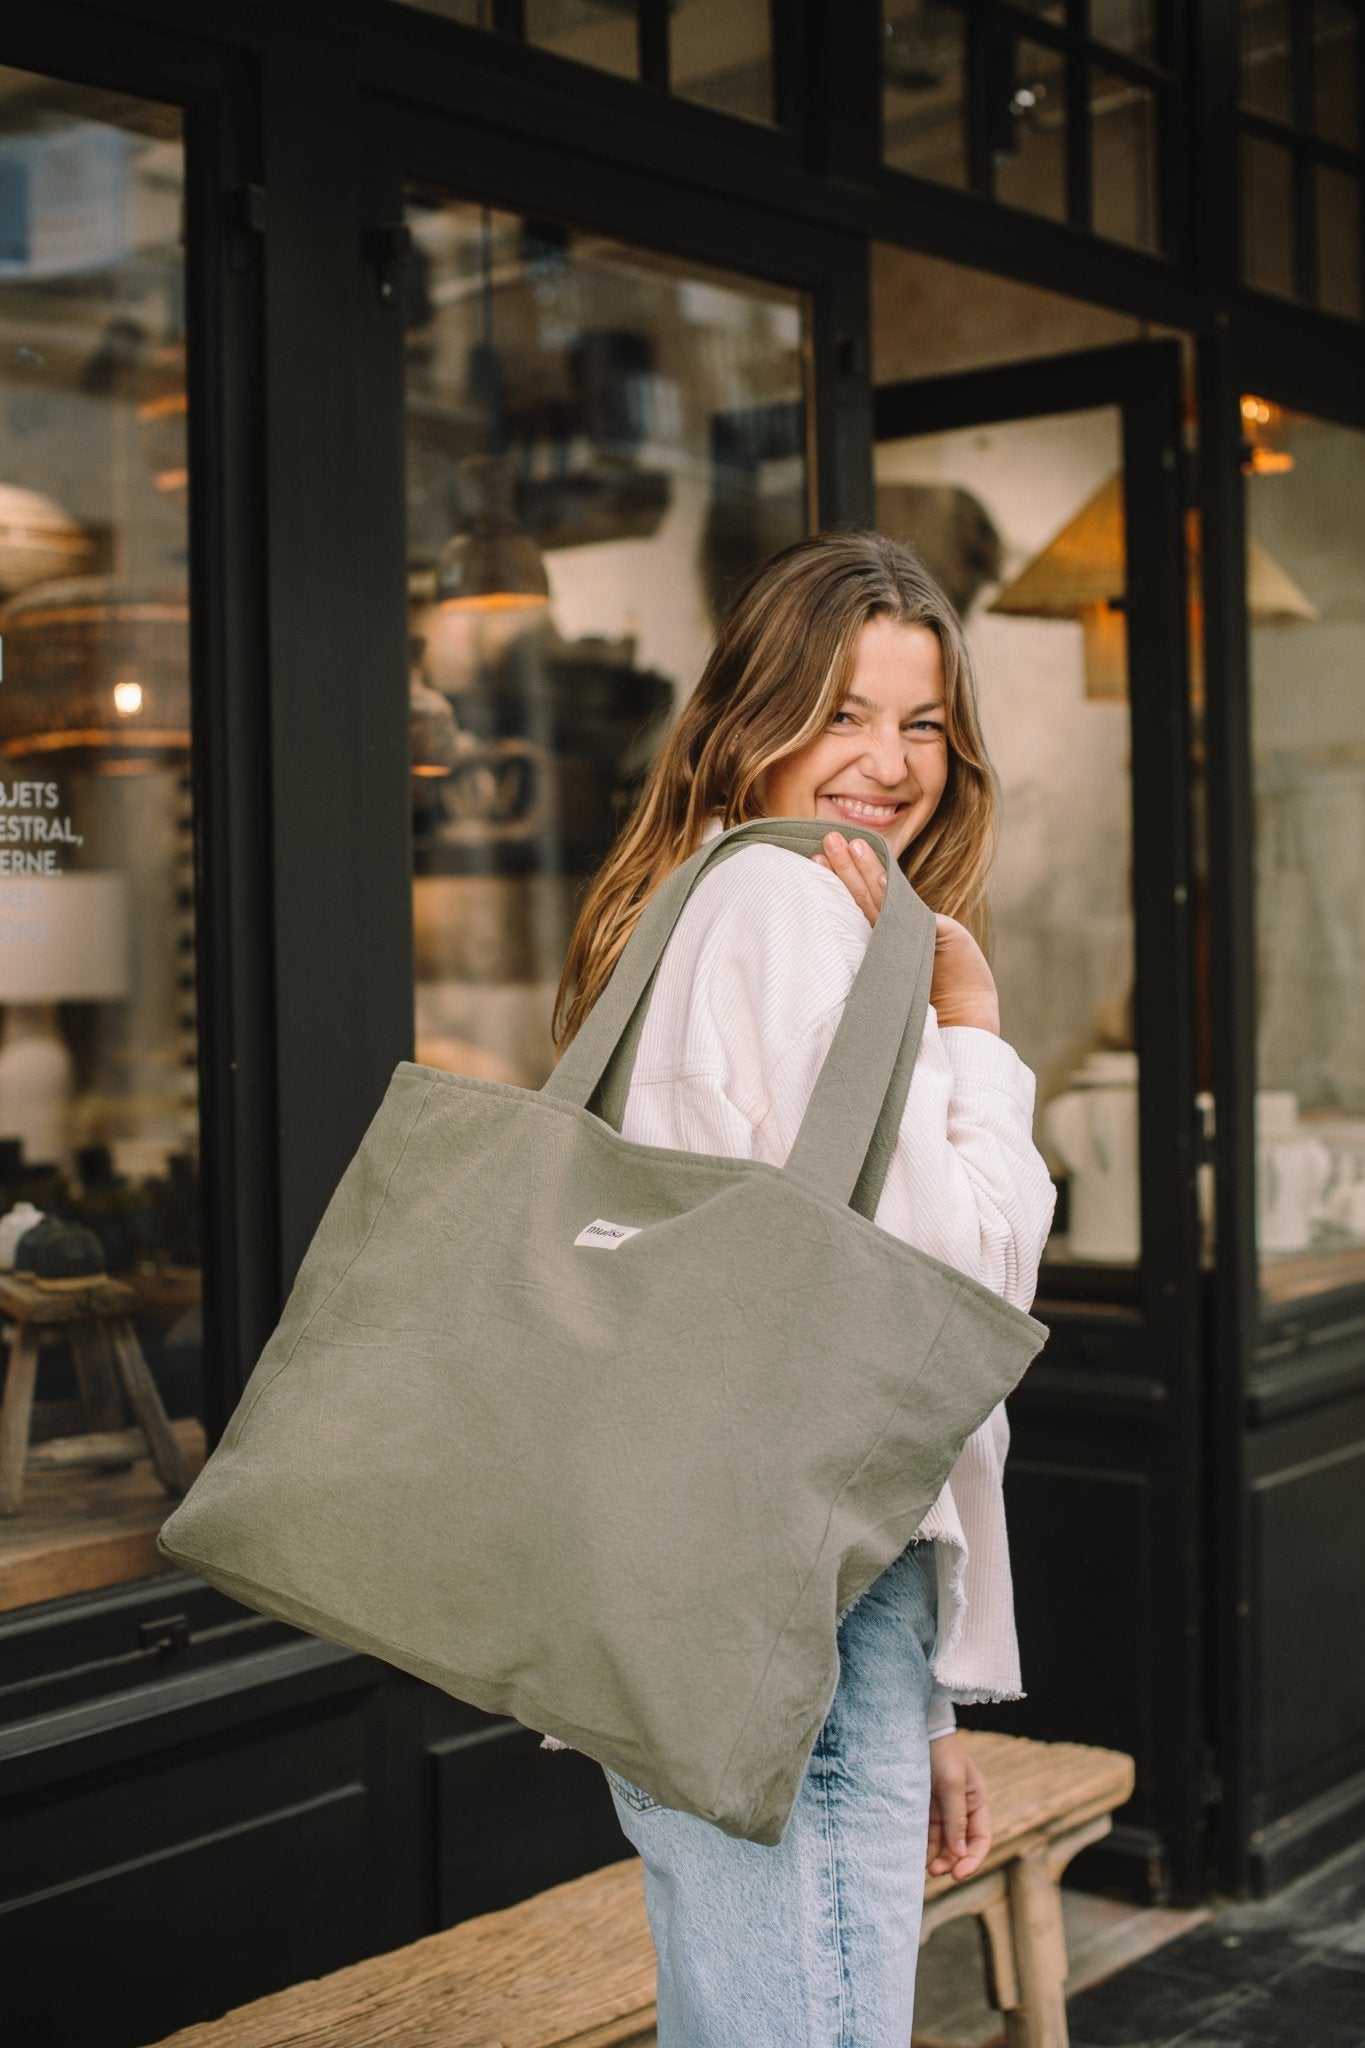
573, 1219, 641, 1249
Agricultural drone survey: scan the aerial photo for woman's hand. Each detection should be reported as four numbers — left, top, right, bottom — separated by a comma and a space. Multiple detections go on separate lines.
927, 1734, 992, 1881
931, 915, 1000, 1035
812, 835, 1001, 1036
812, 830, 888, 925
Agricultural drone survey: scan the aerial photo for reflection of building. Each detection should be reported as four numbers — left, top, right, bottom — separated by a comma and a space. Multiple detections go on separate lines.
0, 8, 1363, 2043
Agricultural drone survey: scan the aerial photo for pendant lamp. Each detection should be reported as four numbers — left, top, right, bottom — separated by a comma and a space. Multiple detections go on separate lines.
434, 452, 550, 613
989, 473, 1317, 701
433, 208, 550, 615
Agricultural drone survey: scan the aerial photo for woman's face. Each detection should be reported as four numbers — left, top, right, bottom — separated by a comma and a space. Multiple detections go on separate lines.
758, 616, 950, 862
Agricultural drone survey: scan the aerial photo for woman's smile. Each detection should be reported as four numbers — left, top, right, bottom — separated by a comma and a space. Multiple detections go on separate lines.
818, 794, 910, 827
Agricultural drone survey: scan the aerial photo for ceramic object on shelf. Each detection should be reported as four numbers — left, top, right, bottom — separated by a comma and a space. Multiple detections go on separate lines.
1043, 1049, 1140, 1263
1255, 1091, 1333, 1255
1307, 1115, 1365, 1239
12, 1215, 107, 1290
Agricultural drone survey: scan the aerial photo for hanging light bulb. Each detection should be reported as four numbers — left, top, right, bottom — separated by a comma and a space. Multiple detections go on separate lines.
433, 206, 550, 616
434, 452, 549, 613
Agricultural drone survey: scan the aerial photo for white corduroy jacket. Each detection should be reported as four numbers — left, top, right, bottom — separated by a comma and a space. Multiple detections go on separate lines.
617, 827, 1057, 1730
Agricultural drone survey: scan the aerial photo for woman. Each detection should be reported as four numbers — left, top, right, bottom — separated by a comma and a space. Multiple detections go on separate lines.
553, 530, 1056, 2048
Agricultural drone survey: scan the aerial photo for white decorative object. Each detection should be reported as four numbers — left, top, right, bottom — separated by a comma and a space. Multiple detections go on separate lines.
1044, 1049, 1141, 1262
1313, 1116, 1365, 1239
0, 1201, 45, 1268
1255, 1091, 1333, 1255
0, 872, 130, 1166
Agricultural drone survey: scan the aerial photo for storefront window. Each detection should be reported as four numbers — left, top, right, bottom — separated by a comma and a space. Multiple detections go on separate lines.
882, 0, 969, 188
875, 407, 1138, 1280
1091, 66, 1160, 251
0, 69, 202, 1612
393, 0, 776, 121
525, 0, 636, 81
672, 0, 774, 124
403, 192, 808, 1088
1237, 0, 1364, 311
1246, 404, 1365, 1307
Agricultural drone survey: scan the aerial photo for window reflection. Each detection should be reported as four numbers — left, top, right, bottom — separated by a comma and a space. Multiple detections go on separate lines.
525, 0, 637, 80
876, 409, 1138, 1283
404, 193, 808, 1087
882, 0, 969, 186
672, 0, 774, 125
0, 68, 203, 1611
1247, 406, 1365, 1305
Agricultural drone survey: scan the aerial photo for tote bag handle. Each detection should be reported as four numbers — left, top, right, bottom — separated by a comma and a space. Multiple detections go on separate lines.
543, 820, 938, 1220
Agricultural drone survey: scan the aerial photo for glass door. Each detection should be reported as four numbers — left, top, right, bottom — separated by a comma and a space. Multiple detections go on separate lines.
1241, 402, 1365, 1311
874, 344, 1200, 1334
361, 149, 814, 1093
0, 64, 206, 1614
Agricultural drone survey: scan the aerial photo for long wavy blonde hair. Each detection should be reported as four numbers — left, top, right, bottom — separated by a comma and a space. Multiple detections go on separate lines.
553, 529, 1000, 1051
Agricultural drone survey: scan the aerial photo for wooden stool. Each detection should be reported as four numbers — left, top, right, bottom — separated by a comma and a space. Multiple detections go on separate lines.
144, 1732, 1135, 2048
919, 1729, 1136, 2047
0, 1272, 191, 1516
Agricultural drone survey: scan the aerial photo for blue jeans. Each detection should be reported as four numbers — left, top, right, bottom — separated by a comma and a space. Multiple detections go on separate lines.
604, 1539, 938, 2048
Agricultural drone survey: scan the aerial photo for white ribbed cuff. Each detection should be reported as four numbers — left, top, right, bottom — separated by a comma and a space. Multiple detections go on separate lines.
927, 1721, 958, 1743
938, 1024, 1036, 1104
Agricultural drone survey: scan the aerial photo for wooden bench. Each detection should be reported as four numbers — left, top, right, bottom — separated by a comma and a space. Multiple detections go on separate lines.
147, 1731, 1133, 2048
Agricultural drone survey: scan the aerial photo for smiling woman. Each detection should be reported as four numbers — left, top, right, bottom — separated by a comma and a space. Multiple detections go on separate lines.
554, 530, 1002, 1050
758, 617, 950, 861
549, 526, 1056, 2047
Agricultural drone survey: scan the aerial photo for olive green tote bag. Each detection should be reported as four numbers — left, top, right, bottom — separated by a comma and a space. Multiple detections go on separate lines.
158, 819, 1048, 1845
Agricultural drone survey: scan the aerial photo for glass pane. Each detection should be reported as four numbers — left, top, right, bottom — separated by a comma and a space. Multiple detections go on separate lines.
673, 0, 773, 125
391, 0, 491, 23
875, 408, 1139, 1289
525, 0, 637, 80
1314, 0, 1359, 147
1091, 67, 1161, 250
404, 192, 808, 1087
1246, 408, 1365, 1306
0, 68, 204, 1612
882, 0, 968, 187
995, 41, 1068, 225
873, 241, 1146, 382
1242, 133, 1297, 296
1240, 0, 1294, 122
1090, 0, 1157, 60
1317, 164, 1363, 319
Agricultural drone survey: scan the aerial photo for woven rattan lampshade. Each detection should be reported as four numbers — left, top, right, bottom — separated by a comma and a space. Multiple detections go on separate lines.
0, 576, 189, 767
989, 474, 1318, 700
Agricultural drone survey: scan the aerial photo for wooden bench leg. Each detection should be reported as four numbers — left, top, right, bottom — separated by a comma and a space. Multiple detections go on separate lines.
978, 1890, 1022, 2016
1003, 1847, 1071, 2048
0, 1325, 42, 1516
107, 1319, 191, 1496
71, 1319, 126, 1435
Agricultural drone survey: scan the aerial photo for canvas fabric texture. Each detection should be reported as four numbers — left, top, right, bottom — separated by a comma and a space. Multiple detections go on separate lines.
158, 818, 1049, 1845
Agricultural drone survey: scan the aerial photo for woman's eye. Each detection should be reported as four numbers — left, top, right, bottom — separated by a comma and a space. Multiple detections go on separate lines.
911, 720, 946, 737
830, 710, 855, 726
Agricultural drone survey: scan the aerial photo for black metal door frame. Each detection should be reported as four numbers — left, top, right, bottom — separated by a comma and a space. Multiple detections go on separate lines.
1197, 328, 1365, 1896
0, 6, 274, 1472
874, 342, 1207, 1895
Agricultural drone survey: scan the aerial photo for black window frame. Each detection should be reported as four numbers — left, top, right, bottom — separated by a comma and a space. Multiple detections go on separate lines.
1235, 0, 1365, 313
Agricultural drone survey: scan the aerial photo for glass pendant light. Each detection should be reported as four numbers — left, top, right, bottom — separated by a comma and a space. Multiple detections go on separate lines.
434, 208, 550, 615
